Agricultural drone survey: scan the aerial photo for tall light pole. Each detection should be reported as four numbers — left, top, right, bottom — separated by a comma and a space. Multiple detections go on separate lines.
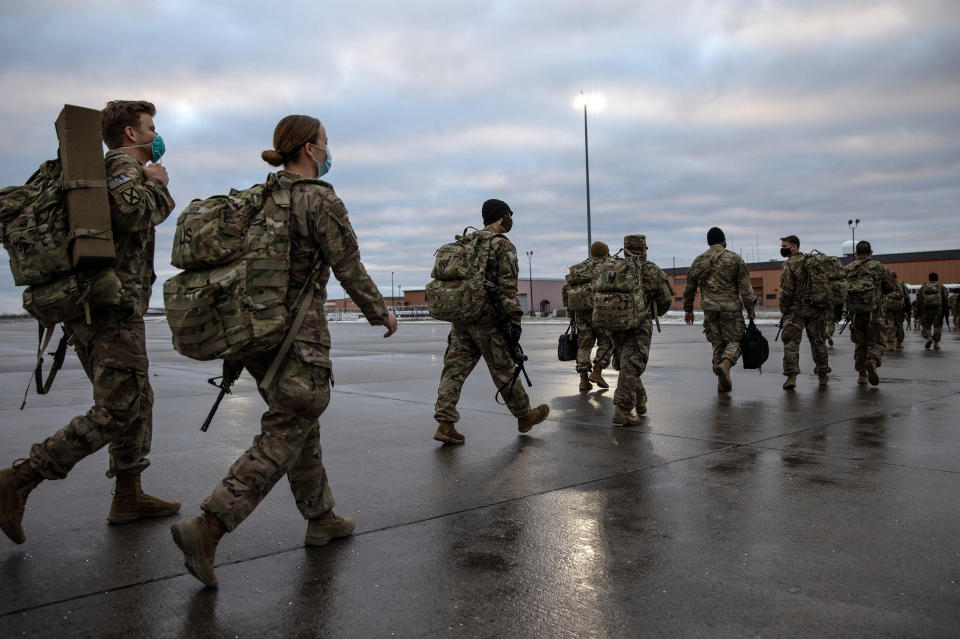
848, 218, 860, 246
391, 271, 395, 309
526, 250, 534, 316
398, 284, 402, 308
575, 91, 605, 258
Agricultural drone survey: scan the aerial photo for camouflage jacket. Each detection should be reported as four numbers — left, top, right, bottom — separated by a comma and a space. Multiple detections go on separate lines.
842, 256, 895, 312
481, 225, 523, 322
104, 150, 175, 316
916, 281, 949, 313
683, 245, 756, 313
274, 170, 389, 369
951, 291, 959, 314
882, 281, 910, 314
778, 253, 809, 314
637, 258, 674, 319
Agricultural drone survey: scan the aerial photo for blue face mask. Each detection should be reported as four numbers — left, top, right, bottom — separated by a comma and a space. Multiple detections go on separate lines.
313, 145, 332, 178
151, 134, 165, 162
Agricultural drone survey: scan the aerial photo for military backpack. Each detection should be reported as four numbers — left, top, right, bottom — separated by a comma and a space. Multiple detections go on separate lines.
591, 255, 648, 331
425, 228, 496, 324
920, 282, 943, 307
803, 251, 846, 309
846, 261, 880, 314
163, 175, 313, 363
562, 259, 597, 313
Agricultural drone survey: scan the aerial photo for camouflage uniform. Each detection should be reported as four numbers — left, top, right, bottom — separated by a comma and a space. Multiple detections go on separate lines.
950, 291, 960, 328
917, 281, 949, 346
683, 245, 757, 371
27, 150, 173, 480
202, 171, 389, 531
882, 280, 909, 347
779, 253, 830, 378
571, 257, 613, 374
613, 238, 673, 413
434, 227, 532, 423
843, 256, 894, 373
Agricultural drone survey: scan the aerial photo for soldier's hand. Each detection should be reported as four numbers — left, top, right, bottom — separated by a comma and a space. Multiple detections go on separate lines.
143, 162, 169, 185
747, 309, 756, 321
684, 311, 695, 325
383, 311, 398, 337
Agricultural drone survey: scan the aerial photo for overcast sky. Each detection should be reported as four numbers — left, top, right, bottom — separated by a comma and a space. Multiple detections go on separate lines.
1, 0, 958, 313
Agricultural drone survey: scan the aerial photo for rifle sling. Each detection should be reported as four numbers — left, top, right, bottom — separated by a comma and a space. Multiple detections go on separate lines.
21, 324, 70, 410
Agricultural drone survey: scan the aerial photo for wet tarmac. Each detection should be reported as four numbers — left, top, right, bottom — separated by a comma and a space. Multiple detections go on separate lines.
0, 318, 958, 637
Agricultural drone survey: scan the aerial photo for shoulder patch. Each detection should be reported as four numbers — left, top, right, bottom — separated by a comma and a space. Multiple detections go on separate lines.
107, 174, 132, 190
507, 250, 517, 261
119, 184, 141, 206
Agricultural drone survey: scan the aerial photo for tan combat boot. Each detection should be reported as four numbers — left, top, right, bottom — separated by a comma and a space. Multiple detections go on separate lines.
818, 374, 829, 386
0, 460, 42, 544
925, 339, 932, 349
865, 360, 880, 386
783, 375, 797, 390
637, 394, 648, 416
933, 342, 941, 351
171, 513, 226, 587
433, 422, 465, 445
896, 341, 903, 350
108, 474, 181, 524
588, 363, 609, 389
857, 371, 868, 385
578, 371, 592, 392
305, 510, 356, 546
716, 359, 733, 392
612, 407, 640, 426
518, 404, 549, 433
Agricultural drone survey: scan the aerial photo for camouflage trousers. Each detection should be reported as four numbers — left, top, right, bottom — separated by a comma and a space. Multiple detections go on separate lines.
849, 311, 885, 372
613, 322, 653, 411
825, 320, 836, 339
27, 310, 152, 480
575, 312, 613, 373
781, 306, 830, 377
702, 310, 746, 371
919, 308, 943, 343
883, 306, 905, 345
434, 323, 530, 424
202, 342, 334, 532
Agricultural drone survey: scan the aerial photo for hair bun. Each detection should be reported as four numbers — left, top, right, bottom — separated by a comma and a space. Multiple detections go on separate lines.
261, 149, 284, 166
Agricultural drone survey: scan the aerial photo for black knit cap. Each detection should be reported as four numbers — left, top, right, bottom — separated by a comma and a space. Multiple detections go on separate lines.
707, 227, 725, 245
482, 198, 512, 225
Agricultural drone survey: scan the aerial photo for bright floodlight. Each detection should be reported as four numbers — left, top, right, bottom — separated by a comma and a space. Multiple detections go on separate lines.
574, 91, 605, 110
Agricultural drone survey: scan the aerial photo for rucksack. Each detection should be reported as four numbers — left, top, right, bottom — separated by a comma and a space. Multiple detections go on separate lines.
846, 261, 880, 314
562, 259, 597, 312
163, 177, 300, 362
740, 319, 769, 370
804, 251, 845, 309
591, 255, 647, 331
425, 228, 496, 324
921, 282, 942, 307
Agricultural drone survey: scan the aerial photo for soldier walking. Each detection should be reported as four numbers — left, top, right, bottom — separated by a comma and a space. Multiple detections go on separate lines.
683, 227, 757, 392
432, 199, 549, 445
170, 115, 398, 587
778, 235, 831, 389
565, 241, 615, 391
917, 272, 949, 350
610, 235, 673, 425
843, 241, 895, 385
882, 272, 910, 350
1, 100, 180, 546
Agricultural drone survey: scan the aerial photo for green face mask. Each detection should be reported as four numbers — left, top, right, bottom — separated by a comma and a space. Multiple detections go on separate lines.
150, 134, 165, 162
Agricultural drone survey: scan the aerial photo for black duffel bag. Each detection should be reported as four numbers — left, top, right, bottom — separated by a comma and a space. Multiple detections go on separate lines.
558, 323, 578, 361
740, 319, 769, 371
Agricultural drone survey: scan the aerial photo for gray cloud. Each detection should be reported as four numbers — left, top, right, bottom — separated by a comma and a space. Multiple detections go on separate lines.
2, 0, 959, 313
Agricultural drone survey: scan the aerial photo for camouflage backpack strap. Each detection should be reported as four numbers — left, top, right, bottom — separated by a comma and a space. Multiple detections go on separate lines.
20, 323, 70, 410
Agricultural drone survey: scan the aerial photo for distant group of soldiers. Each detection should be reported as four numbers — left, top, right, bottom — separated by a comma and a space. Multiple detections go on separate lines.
0, 101, 954, 591
567, 230, 954, 404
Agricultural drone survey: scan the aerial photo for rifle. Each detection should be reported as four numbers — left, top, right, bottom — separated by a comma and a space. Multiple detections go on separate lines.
838, 308, 851, 335
201, 360, 244, 432
775, 316, 784, 342
482, 279, 532, 404
652, 299, 661, 333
